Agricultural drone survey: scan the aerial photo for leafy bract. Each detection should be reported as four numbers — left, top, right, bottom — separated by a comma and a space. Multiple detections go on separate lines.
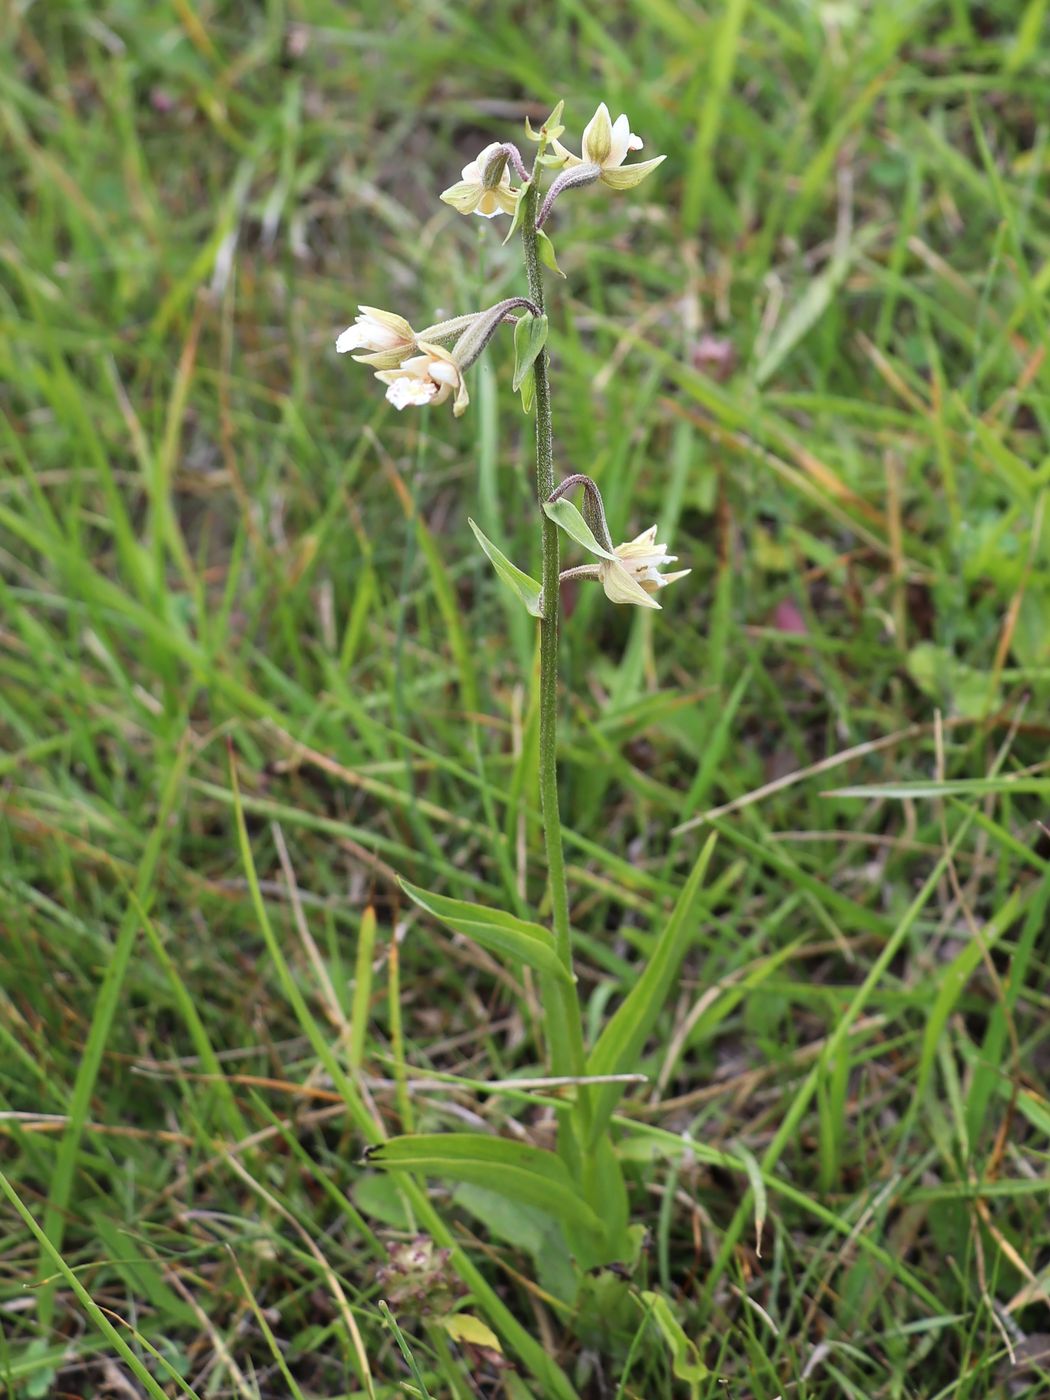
468, 519, 544, 617
542, 497, 617, 560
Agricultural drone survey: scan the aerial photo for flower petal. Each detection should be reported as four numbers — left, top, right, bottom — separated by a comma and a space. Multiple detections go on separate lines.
607, 113, 632, 168
335, 325, 369, 353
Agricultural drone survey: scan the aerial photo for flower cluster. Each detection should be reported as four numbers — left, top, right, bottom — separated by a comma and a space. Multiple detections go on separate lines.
334, 101, 686, 611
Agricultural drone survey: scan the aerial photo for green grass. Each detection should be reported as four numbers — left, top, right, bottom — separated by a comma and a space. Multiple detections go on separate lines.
2, 0, 1050, 1395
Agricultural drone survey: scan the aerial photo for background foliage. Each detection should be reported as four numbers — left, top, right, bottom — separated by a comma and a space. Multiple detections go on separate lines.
2, 0, 1049, 1395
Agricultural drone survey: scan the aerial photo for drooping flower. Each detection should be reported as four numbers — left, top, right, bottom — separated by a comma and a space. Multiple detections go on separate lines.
440, 143, 521, 218
374, 340, 469, 417
552, 102, 665, 190
335, 307, 416, 369
598, 526, 690, 609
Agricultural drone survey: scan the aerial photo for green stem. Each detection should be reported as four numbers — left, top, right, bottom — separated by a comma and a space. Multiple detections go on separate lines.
521, 172, 587, 1090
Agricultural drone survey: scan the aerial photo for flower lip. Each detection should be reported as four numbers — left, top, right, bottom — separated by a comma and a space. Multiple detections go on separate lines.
374, 340, 470, 417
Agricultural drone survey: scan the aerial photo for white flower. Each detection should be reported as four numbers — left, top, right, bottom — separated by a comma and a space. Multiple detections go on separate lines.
374, 340, 469, 417
440, 143, 520, 218
552, 102, 665, 190
335, 306, 415, 369
599, 526, 689, 609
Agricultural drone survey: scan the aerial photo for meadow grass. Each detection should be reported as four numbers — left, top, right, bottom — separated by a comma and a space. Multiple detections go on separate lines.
2, 1, 1049, 1396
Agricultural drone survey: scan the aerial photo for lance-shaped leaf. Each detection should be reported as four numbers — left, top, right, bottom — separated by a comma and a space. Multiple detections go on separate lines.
468, 519, 544, 617
365, 1133, 604, 1238
543, 497, 618, 561
582, 833, 717, 1144
512, 313, 548, 391
537, 229, 566, 278
400, 880, 571, 983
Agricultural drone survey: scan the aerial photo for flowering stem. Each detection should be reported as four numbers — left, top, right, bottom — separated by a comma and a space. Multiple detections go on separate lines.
521, 168, 586, 1090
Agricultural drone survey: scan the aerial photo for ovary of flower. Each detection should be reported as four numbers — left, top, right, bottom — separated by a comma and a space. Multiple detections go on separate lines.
552, 102, 665, 189
599, 526, 690, 609
440, 143, 520, 218
374, 340, 470, 417
334, 306, 415, 369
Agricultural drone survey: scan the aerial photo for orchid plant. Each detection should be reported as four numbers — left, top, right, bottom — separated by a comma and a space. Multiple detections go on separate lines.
336, 101, 713, 1385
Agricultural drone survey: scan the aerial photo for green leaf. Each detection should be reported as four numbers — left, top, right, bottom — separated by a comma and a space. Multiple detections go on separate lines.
537, 229, 566, 277
454, 1184, 577, 1301
512, 313, 548, 391
400, 879, 571, 983
639, 1291, 709, 1392
519, 365, 536, 414
583, 834, 717, 1144
542, 497, 618, 561
468, 518, 544, 617
366, 1134, 603, 1238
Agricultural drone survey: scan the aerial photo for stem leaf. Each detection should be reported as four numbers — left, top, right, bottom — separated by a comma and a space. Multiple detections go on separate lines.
468, 518, 544, 617
513, 312, 549, 391
400, 878, 572, 983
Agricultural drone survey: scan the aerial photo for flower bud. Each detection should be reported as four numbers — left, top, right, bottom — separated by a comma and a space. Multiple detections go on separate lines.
335, 306, 416, 369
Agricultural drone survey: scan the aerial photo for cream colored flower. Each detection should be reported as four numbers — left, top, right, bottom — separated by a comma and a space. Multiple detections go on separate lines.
599, 526, 689, 609
335, 307, 415, 369
374, 340, 469, 417
552, 102, 665, 189
440, 143, 520, 218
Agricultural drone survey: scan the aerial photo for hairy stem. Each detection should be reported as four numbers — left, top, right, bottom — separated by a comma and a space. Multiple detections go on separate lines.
521, 170, 587, 1089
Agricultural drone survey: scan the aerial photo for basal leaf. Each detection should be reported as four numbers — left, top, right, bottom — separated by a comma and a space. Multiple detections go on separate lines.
365, 1133, 603, 1237
583, 834, 717, 1144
